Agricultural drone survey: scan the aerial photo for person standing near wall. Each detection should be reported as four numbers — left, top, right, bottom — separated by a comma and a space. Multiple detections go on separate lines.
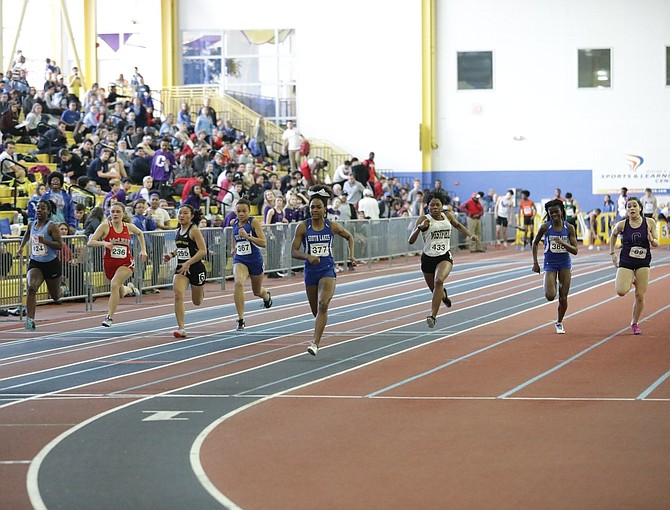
641, 188, 658, 219
563, 192, 580, 231
518, 190, 536, 250
281, 120, 303, 173
460, 192, 485, 252
609, 197, 658, 335
495, 189, 514, 247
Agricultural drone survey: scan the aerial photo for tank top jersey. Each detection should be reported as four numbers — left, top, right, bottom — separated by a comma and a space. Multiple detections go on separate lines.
421, 213, 452, 257
641, 197, 655, 216
30, 220, 59, 262
564, 200, 577, 221
103, 221, 133, 264
543, 220, 571, 266
232, 219, 263, 265
520, 198, 535, 217
619, 218, 652, 268
174, 224, 199, 263
302, 218, 335, 272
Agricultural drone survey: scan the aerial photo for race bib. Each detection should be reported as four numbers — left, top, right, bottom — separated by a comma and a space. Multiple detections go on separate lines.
110, 245, 128, 259
176, 247, 190, 260
31, 242, 47, 257
549, 236, 567, 253
310, 243, 330, 257
523, 206, 532, 215
236, 240, 251, 255
429, 240, 448, 253
629, 246, 647, 259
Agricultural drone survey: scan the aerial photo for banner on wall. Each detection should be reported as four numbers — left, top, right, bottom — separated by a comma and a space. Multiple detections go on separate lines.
592, 153, 670, 194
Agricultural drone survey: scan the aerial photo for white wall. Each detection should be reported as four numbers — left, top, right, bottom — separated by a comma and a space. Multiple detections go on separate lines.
178, 0, 423, 173
436, 0, 670, 193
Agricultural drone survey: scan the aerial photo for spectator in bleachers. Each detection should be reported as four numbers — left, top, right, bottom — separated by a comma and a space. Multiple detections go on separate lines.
182, 183, 206, 211
0, 101, 23, 136
82, 104, 100, 132
40, 171, 77, 233
137, 175, 153, 202
75, 138, 95, 167
74, 203, 86, 231
116, 139, 132, 172
19, 102, 43, 139
159, 112, 177, 138
147, 193, 171, 230
0, 140, 27, 182
60, 101, 81, 130
177, 103, 192, 132
37, 120, 68, 159
83, 206, 104, 235
26, 183, 47, 220
332, 160, 351, 188
0, 92, 10, 114
195, 107, 214, 140
343, 172, 365, 207
150, 138, 176, 189
66, 67, 82, 102
87, 147, 123, 192
21, 86, 37, 117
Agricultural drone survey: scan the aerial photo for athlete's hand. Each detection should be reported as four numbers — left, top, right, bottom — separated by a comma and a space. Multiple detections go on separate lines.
238, 229, 249, 239
306, 255, 320, 265
532, 262, 540, 274
178, 261, 191, 275
140, 251, 148, 263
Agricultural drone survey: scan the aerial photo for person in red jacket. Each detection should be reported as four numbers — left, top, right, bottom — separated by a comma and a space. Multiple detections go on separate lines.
460, 192, 485, 252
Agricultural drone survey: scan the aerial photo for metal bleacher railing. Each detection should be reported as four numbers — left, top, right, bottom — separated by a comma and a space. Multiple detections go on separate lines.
157, 86, 353, 175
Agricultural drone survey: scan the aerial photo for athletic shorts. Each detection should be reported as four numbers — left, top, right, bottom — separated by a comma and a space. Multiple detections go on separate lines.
618, 259, 650, 271
104, 258, 135, 281
28, 258, 62, 280
304, 265, 337, 286
421, 251, 453, 274
176, 261, 207, 287
543, 260, 571, 273
233, 258, 264, 277
523, 216, 534, 226
496, 216, 508, 227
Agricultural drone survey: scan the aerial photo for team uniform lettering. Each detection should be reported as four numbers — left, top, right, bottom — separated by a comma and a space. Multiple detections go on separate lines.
548, 235, 567, 253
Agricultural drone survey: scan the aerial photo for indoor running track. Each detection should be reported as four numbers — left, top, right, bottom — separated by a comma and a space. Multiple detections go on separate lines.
1, 248, 669, 509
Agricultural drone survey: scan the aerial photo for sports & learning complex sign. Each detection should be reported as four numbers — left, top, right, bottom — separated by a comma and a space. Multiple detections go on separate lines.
592, 153, 670, 194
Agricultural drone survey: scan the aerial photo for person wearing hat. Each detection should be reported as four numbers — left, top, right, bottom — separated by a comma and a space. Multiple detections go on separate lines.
460, 192, 485, 252
358, 188, 380, 220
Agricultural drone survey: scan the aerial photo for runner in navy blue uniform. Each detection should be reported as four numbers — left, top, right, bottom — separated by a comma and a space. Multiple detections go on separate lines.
532, 199, 578, 334
163, 204, 207, 338
609, 197, 658, 335
231, 198, 272, 331
408, 190, 477, 328
290, 186, 358, 356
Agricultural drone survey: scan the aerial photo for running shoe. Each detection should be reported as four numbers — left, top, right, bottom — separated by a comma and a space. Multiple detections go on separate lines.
442, 289, 452, 308
102, 315, 113, 327
631, 323, 642, 335
307, 342, 318, 356
426, 316, 436, 328
127, 282, 141, 297
236, 319, 245, 331
262, 290, 273, 309
173, 328, 187, 338
555, 322, 565, 334
24, 317, 35, 331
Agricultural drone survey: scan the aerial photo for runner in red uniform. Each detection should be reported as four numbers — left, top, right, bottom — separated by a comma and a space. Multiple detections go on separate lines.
87, 203, 148, 327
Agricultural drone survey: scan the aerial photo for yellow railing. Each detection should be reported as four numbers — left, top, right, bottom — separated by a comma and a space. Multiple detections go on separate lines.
158, 86, 352, 177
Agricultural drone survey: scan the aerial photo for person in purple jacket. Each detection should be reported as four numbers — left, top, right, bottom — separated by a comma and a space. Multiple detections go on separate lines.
150, 138, 176, 189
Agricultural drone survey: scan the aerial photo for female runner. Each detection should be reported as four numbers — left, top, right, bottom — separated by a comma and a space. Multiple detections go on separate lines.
609, 197, 658, 335
290, 186, 358, 356
163, 204, 208, 338
87, 202, 148, 327
16, 199, 63, 330
408, 190, 477, 328
532, 199, 578, 334
231, 198, 272, 331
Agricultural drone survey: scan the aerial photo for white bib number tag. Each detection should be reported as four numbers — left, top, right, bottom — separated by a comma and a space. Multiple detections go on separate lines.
31, 242, 47, 257
629, 246, 647, 259
236, 241, 251, 255
429, 241, 448, 253
111, 245, 128, 259
549, 236, 567, 253
310, 243, 330, 257
176, 247, 190, 259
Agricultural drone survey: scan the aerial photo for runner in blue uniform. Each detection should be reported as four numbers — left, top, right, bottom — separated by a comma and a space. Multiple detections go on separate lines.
408, 190, 477, 328
290, 186, 358, 356
16, 199, 63, 330
231, 198, 272, 331
163, 204, 207, 338
532, 199, 578, 334
609, 197, 658, 335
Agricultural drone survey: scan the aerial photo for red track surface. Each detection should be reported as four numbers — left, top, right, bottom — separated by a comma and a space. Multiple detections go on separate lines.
1, 247, 669, 509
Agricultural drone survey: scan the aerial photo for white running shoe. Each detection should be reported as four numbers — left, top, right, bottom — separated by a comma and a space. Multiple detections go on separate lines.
426, 316, 436, 328
173, 328, 187, 338
24, 317, 36, 331
555, 322, 565, 334
127, 282, 140, 297
307, 342, 318, 356
102, 315, 113, 327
